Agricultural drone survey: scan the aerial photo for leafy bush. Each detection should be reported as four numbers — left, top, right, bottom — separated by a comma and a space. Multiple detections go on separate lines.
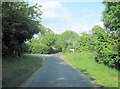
25, 43, 50, 54
74, 25, 119, 69
91, 26, 119, 69
95, 41, 118, 67
31, 43, 49, 54
49, 46, 59, 54
75, 34, 91, 52
24, 42, 32, 53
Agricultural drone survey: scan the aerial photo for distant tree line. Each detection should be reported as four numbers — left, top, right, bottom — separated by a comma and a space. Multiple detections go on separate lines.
25, 23, 119, 69
24, 26, 79, 54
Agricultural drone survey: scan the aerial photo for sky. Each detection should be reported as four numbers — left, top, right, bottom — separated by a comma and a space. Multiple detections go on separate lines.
27, 0, 105, 35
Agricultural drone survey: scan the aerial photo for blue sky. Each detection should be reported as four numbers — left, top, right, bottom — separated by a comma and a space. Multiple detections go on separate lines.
28, 0, 105, 34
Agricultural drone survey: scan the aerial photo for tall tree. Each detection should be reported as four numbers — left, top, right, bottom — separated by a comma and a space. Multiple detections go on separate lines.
40, 32, 56, 47
54, 34, 68, 51
2, 2, 43, 57
102, 1, 120, 69
102, 1, 120, 32
61, 30, 79, 45
91, 25, 118, 68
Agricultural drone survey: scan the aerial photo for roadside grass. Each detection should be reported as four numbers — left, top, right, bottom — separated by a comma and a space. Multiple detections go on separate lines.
2, 55, 43, 87
63, 52, 119, 87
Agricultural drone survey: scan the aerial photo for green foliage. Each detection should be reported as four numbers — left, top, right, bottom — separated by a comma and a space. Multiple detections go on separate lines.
2, 2, 43, 57
40, 32, 56, 46
62, 45, 75, 53
38, 30, 58, 53
75, 32, 91, 52
74, 25, 119, 69
102, 2, 120, 31
102, 1, 120, 68
30, 38, 40, 44
61, 30, 79, 45
91, 25, 119, 68
50, 46, 59, 53
24, 42, 32, 53
24, 27, 60, 54
25, 43, 49, 54
23, 27, 80, 54
31, 43, 49, 54
54, 30, 79, 52
54, 34, 68, 51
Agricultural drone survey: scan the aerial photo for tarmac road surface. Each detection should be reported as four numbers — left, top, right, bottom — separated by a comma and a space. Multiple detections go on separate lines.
21, 52, 98, 87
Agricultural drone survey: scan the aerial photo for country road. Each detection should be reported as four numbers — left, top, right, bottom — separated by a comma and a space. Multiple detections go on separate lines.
21, 52, 98, 87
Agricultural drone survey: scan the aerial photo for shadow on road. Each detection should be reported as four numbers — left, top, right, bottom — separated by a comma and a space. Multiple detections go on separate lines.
21, 52, 98, 87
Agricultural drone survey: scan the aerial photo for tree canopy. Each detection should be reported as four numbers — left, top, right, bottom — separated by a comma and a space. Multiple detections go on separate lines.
2, 2, 43, 57
102, 2, 120, 32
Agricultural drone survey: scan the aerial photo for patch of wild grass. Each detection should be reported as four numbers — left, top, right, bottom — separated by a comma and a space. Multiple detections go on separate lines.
63, 52, 119, 87
2, 55, 43, 87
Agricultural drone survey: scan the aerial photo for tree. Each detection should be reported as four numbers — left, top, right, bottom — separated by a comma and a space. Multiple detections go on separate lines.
39, 30, 57, 53
40, 32, 56, 47
54, 34, 67, 51
61, 30, 79, 45
75, 32, 91, 52
102, 1, 120, 69
2, 2, 43, 57
54, 30, 79, 52
102, 2, 120, 32
91, 25, 118, 68
38, 26, 53, 36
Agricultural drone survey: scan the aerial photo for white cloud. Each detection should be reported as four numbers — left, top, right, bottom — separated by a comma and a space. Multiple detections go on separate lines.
43, 1, 70, 19
31, 1, 43, 6
44, 25, 65, 34
32, 1, 71, 19
95, 21, 104, 28
30, 1, 103, 35
43, 1, 62, 10
43, 22, 93, 34
81, 8, 88, 13
70, 22, 93, 34
99, 14, 102, 17
86, 14, 95, 18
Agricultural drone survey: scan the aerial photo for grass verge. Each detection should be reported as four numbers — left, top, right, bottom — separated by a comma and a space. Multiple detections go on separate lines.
63, 52, 119, 87
2, 55, 43, 87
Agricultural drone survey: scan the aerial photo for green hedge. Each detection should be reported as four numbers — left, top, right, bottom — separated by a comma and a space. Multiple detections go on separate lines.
25, 43, 50, 54
32, 43, 50, 54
